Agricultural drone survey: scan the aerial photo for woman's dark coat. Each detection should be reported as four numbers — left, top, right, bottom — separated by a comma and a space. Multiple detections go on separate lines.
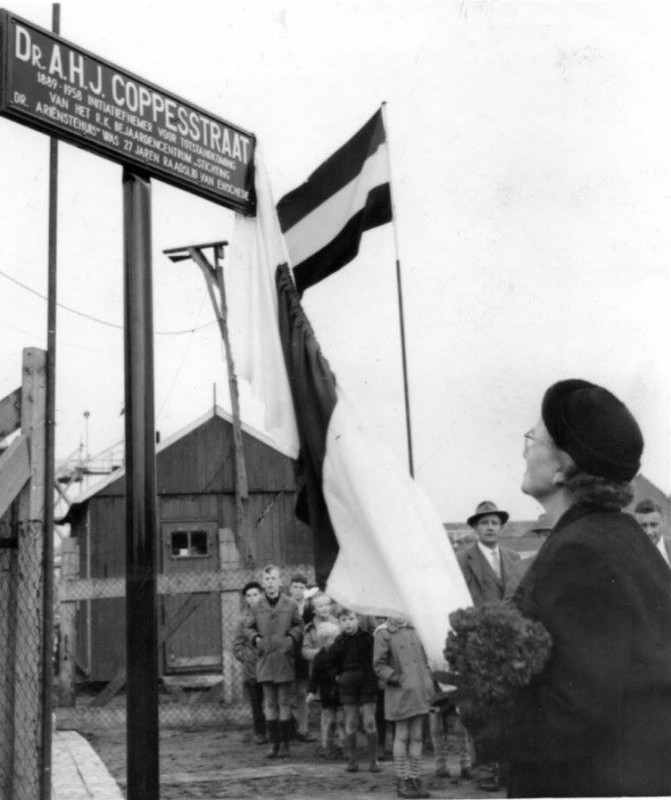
510, 504, 671, 797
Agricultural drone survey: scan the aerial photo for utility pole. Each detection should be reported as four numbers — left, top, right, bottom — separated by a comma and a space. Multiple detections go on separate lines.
163, 241, 253, 566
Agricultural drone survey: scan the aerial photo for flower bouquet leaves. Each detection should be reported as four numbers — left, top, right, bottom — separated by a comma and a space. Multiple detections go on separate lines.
443, 603, 552, 761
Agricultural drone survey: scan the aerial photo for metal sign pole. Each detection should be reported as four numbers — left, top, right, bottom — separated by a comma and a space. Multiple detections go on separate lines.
40, 6, 60, 798
122, 168, 159, 800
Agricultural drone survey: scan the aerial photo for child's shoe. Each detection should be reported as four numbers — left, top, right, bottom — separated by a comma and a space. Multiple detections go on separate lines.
294, 730, 316, 743
346, 759, 359, 772
369, 760, 381, 773
325, 744, 340, 760
410, 777, 431, 798
397, 778, 420, 798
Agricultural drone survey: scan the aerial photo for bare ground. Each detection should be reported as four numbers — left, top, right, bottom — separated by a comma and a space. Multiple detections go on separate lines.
84, 724, 507, 800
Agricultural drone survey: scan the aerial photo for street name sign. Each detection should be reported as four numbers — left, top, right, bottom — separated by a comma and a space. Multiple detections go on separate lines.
0, 9, 256, 214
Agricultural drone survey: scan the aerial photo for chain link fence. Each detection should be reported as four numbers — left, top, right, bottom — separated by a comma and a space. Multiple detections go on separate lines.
0, 520, 46, 800
56, 556, 316, 733
0, 349, 50, 799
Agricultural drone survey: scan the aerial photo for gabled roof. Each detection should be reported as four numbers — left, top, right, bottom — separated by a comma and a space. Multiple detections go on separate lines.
66, 405, 295, 507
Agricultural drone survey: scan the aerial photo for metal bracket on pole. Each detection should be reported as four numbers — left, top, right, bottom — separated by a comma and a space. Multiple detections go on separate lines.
163, 241, 253, 567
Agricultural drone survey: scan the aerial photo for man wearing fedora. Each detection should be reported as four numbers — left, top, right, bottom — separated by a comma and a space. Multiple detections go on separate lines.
457, 501, 521, 792
509, 379, 671, 797
528, 512, 552, 541
458, 501, 522, 607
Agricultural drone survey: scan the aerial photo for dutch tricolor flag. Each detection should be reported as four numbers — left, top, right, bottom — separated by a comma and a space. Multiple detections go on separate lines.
277, 110, 392, 294
228, 134, 470, 668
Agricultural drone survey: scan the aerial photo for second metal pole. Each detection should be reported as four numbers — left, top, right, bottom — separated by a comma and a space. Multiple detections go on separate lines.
123, 168, 159, 800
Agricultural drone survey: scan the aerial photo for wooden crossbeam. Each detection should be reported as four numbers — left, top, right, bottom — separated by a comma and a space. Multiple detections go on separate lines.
0, 434, 30, 519
58, 563, 315, 602
0, 387, 21, 442
58, 569, 250, 602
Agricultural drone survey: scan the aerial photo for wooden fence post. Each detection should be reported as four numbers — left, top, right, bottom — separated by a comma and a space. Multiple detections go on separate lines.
58, 539, 79, 707
13, 348, 47, 800
219, 528, 244, 705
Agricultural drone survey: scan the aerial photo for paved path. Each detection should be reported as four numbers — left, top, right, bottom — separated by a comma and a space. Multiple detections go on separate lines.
52, 731, 124, 800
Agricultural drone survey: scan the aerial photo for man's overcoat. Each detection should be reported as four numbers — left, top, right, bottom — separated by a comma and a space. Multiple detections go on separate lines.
510, 504, 671, 797
457, 543, 521, 606
245, 593, 304, 684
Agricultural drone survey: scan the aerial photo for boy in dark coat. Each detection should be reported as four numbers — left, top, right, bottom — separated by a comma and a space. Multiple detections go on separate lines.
232, 580, 266, 744
511, 379, 671, 797
328, 608, 380, 774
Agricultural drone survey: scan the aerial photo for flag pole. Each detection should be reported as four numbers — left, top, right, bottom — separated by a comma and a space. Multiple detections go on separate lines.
380, 102, 414, 478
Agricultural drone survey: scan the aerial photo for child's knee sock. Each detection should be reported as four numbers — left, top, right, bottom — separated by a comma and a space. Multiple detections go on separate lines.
278, 719, 292, 755
346, 732, 358, 763
394, 753, 408, 781
456, 721, 471, 768
321, 713, 332, 749
430, 710, 447, 772
366, 731, 378, 766
408, 755, 421, 780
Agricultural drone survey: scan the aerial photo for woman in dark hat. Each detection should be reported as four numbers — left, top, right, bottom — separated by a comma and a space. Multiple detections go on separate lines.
509, 379, 671, 798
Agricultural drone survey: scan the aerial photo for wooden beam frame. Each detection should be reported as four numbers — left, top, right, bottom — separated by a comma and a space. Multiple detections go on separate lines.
0, 435, 30, 520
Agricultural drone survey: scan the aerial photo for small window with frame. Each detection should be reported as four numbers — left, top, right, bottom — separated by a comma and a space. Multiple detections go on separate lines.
170, 529, 209, 558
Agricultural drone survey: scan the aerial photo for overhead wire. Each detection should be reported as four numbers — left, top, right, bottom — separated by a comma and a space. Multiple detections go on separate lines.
1, 266, 227, 448
0, 267, 218, 335
157, 295, 208, 418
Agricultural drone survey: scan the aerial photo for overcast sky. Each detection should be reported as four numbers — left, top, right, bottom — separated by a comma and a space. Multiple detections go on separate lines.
1, 0, 669, 524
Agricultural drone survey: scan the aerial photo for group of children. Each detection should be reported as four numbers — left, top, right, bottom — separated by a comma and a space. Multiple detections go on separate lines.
234, 569, 472, 800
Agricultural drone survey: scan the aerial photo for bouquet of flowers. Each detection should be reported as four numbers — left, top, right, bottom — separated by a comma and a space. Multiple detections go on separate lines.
443, 603, 552, 761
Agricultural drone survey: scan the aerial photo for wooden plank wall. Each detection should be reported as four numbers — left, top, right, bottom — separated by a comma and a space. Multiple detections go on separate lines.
68, 412, 315, 681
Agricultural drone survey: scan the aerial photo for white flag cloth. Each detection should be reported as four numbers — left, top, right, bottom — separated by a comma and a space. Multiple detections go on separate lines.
227, 151, 300, 458
276, 264, 472, 669
323, 387, 473, 668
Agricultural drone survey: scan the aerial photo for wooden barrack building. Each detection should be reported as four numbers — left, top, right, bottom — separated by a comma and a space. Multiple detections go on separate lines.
63, 406, 312, 682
